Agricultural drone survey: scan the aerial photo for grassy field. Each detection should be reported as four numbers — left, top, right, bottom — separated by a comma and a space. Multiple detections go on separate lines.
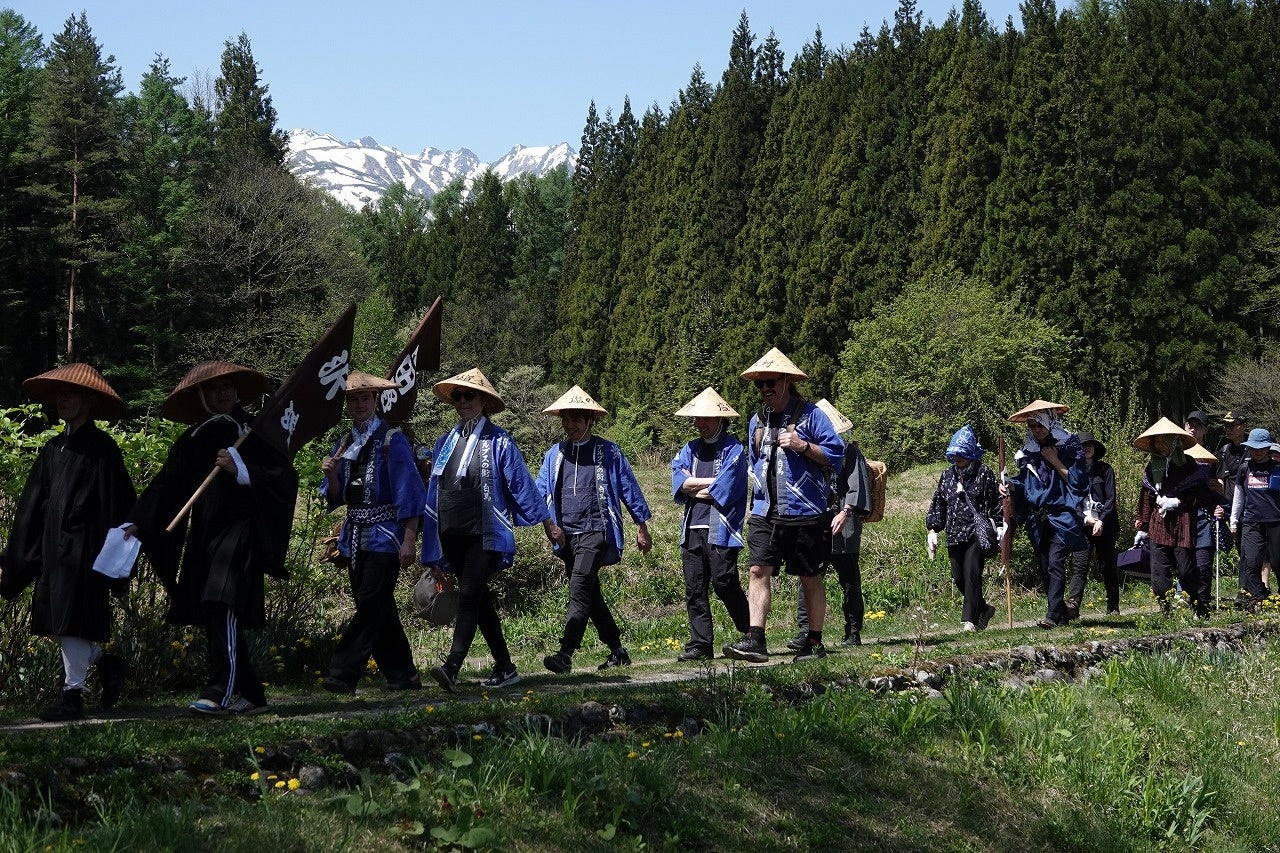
2, 457, 1278, 851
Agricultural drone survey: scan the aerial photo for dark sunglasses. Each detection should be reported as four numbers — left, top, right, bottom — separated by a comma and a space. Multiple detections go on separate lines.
450, 389, 479, 402
754, 377, 780, 389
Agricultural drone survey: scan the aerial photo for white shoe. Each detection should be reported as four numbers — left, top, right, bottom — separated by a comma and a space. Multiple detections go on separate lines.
961, 621, 977, 632
189, 698, 228, 717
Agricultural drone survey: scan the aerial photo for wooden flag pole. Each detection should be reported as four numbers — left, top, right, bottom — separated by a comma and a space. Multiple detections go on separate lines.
999, 434, 1015, 628
166, 430, 251, 532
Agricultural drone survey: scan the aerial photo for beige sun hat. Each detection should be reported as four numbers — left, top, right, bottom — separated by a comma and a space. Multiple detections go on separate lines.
22, 363, 126, 420
815, 399, 853, 434
1133, 417, 1195, 453
1185, 442, 1217, 464
740, 347, 808, 382
431, 368, 505, 414
1008, 398, 1070, 423
674, 387, 738, 419
162, 361, 266, 423
345, 371, 398, 395
543, 385, 608, 416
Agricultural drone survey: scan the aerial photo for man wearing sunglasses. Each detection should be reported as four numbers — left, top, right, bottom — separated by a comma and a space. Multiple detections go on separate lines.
724, 348, 843, 664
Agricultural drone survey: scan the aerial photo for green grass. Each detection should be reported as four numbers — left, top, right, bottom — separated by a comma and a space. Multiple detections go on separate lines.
2, 458, 1279, 850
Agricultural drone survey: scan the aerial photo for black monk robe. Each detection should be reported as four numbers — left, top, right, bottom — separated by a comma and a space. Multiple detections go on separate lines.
1, 422, 136, 642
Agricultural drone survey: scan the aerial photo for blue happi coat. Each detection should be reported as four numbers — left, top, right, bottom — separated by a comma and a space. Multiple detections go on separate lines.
420, 417, 547, 568
747, 398, 844, 519
536, 436, 652, 567
321, 418, 426, 556
671, 432, 747, 548
1010, 434, 1090, 552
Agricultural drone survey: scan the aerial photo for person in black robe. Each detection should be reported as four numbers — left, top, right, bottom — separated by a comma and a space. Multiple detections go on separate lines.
1, 363, 136, 722
124, 361, 298, 717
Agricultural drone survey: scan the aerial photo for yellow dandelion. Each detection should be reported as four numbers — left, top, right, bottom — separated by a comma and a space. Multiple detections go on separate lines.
250, 772, 260, 781
776, 732, 784, 738
642, 741, 651, 748
426, 705, 435, 713
267, 775, 277, 781
254, 746, 265, 754
287, 778, 300, 790
626, 751, 638, 759
472, 734, 483, 741
663, 732, 673, 738
274, 781, 285, 789
674, 731, 684, 738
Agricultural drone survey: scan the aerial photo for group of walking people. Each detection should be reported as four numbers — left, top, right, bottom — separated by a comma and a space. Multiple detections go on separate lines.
4, 346, 1274, 718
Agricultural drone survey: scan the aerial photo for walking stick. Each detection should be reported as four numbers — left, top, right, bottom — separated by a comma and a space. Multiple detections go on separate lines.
999, 435, 1015, 628
165, 430, 251, 532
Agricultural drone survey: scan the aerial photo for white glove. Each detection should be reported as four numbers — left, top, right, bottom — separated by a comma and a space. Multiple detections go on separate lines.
1155, 495, 1181, 516
927, 530, 938, 561
995, 521, 1008, 543
1133, 530, 1149, 547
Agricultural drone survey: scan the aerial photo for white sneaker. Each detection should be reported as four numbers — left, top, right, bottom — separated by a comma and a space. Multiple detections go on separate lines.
189, 698, 228, 717
960, 621, 977, 632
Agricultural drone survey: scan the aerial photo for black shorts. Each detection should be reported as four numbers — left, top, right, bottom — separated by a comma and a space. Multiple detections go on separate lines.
747, 516, 827, 577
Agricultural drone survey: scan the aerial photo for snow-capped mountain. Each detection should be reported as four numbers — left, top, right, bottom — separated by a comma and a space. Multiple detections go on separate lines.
287, 129, 576, 209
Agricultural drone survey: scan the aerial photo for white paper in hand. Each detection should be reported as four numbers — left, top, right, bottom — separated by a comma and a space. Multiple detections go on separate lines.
92, 526, 141, 579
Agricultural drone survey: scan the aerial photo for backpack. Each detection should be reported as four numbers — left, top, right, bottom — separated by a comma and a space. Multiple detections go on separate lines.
863, 458, 888, 523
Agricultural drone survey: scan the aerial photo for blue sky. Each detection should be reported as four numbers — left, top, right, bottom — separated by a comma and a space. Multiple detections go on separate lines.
13, 1, 1023, 163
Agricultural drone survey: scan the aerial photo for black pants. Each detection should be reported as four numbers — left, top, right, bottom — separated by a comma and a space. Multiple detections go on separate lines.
680, 528, 749, 652
947, 540, 988, 624
1238, 522, 1280, 604
1088, 532, 1120, 611
328, 550, 417, 685
1036, 530, 1089, 623
796, 552, 865, 636
199, 603, 264, 707
558, 531, 621, 655
440, 533, 510, 671
1150, 544, 1199, 612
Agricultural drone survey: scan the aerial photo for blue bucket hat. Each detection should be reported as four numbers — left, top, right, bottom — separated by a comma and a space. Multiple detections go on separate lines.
1243, 428, 1273, 449
945, 425, 985, 463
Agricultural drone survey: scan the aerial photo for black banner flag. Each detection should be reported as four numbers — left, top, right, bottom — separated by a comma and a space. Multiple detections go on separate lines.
379, 296, 443, 425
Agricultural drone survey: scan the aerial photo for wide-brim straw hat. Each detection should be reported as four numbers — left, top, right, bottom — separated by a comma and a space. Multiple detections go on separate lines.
1185, 442, 1217, 464
740, 347, 808, 382
162, 361, 266, 423
1008, 399, 1070, 423
674, 387, 738, 419
345, 370, 398, 395
22, 363, 126, 420
1133, 417, 1194, 453
431, 368, 505, 414
815, 398, 853, 434
543, 385, 607, 416
1077, 431, 1107, 460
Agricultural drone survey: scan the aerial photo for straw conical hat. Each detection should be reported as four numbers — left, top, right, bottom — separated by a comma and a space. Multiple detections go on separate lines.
1185, 442, 1217, 464
431, 368, 505, 414
162, 361, 266, 423
1133, 417, 1194, 453
815, 398, 853, 434
22, 363, 126, 420
674, 387, 738, 419
344, 371, 398, 394
542, 385, 607, 416
1008, 399, 1070, 423
740, 347, 808, 382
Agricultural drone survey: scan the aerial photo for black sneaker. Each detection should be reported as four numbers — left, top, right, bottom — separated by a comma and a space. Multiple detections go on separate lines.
543, 652, 573, 674
722, 636, 769, 663
976, 603, 997, 631
677, 647, 713, 662
785, 632, 808, 651
430, 664, 458, 693
482, 664, 521, 688
39, 689, 85, 722
97, 653, 128, 709
599, 647, 631, 670
383, 673, 423, 692
792, 641, 828, 663
840, 631, 862, 647
322, 675, 356, 694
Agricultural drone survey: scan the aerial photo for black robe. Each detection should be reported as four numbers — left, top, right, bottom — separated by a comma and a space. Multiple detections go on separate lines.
1, 421, 136, 642
128, 407, 298, 629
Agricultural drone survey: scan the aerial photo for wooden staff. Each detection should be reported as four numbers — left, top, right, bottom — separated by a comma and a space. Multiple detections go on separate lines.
165, 430, 251, 532
999, 434, 1015, 628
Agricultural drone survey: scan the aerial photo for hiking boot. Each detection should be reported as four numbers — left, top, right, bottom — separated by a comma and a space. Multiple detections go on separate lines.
677, 646, 713, 662
226, 696, 268, 716
785, 632, 808, 652
39, 689, 84, 722
841, 630, 862, 647
722, 636, 769, 663
322, 675, 356, 695
792, 641, 828, 663
430, 663, 458, 693
976, 603, 997, 631
1036, 618, 1060, 630
543, 652, 573, 674
383, 673, 423, 692
188, 697, 228, 717
97, 654, 128, 709
1065, 599, 1081, 621
482, 664, 521, 688
599, 647, 632, 670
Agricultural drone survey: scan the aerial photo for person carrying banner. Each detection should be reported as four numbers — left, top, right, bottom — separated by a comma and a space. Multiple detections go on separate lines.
125, 361, 298, 716
670, 387, 750, 661
537, 386, 652, 674
723, 348, 843, 664
321, 371, 426, 694
421, 369, 552, 691
1, 364, 136, 722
